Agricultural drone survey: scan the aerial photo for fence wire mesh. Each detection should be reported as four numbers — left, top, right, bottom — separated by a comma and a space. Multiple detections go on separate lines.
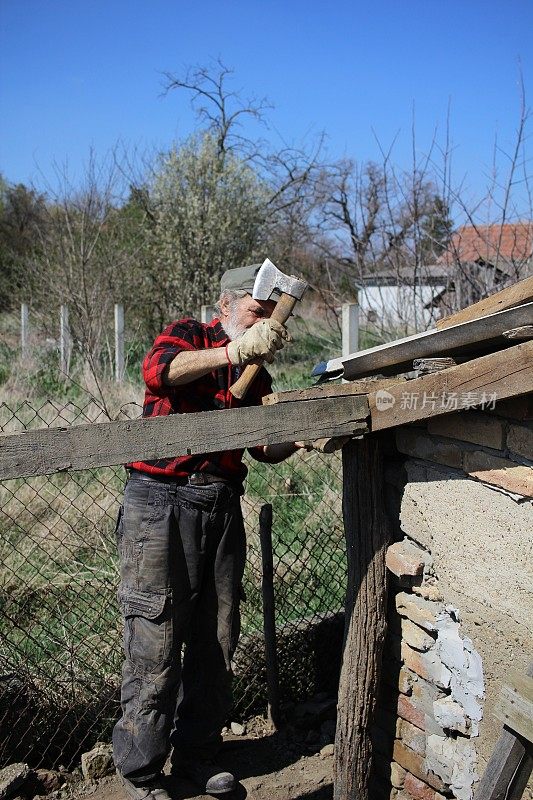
0, 399, 346, 770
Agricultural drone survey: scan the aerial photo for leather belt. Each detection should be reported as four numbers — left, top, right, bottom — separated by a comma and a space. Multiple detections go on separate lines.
128, 469, 237, 487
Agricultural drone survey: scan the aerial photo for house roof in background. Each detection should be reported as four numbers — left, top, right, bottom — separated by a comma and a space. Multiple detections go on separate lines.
438, 223, 533, 267
358, 264, 450, 286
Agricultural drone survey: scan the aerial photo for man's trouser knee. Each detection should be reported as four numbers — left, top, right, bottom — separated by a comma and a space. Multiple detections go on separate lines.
112, 476, 245, 784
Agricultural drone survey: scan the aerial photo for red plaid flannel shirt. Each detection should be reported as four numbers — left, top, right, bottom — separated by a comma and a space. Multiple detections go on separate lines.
129, 317, 272, 482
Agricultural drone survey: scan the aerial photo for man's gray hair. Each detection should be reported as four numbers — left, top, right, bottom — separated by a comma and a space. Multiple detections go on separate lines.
214, 289, 248, 315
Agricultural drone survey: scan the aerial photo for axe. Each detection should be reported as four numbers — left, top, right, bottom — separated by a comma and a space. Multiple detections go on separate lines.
229, 258, 308, 399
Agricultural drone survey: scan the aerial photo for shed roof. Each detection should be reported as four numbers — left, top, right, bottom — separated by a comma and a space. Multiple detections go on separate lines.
438, 223, 533, 268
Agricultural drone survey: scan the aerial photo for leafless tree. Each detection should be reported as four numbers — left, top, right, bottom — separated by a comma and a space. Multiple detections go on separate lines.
28, 151, 143, 411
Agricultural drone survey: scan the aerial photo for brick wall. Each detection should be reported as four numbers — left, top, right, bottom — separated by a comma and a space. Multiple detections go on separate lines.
372, 396, 532, 800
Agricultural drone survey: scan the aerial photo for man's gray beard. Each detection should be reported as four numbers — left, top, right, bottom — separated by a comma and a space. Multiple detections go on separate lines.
221, 308, 247, 341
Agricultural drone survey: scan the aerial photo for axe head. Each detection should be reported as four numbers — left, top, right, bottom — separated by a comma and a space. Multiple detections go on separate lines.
252, 258, 308, 302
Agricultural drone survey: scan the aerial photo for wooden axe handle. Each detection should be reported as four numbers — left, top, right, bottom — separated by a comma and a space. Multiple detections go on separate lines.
229, 293, 298, 400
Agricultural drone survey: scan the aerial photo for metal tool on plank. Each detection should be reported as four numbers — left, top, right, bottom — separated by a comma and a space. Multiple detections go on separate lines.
229, 258, 308, 399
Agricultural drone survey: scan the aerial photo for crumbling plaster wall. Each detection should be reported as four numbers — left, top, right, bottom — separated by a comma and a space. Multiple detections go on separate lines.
399, 459, 532, 766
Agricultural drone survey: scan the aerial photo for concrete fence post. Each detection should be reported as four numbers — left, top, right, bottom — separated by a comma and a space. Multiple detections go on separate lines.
201, 305, 216, 324
21, 303, 29, 358
342, 302, 360, 357
115, 303, 125, 382
59, 305, 71, 378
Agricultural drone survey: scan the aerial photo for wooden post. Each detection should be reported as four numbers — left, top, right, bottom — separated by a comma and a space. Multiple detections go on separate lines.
334, 436, 391, 800
115, 303, 125, 383
20, 303, 29, 358
59, 305, 71, 378
342, 302, 359, 358
201, 305, 216, 323
259, 503, 281, 729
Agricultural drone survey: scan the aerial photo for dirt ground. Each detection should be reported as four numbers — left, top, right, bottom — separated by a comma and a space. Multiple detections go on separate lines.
65, 731, 334, 800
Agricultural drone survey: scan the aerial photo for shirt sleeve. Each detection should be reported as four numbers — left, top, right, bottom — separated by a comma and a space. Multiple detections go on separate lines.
143, 319, 203, 394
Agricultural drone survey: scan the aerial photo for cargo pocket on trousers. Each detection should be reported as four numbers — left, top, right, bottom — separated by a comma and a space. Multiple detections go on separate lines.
118, 587, 173, 675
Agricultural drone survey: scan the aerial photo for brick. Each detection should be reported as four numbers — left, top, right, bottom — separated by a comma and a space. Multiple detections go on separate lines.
428, 411, 505, 450
396, 429, 463, 469
404, 772, 439, 800
398, 694, 426, 731
411, 584, 444, 602
399, 666, 415, 695
391, 761, 407, 788
401, 643, 451, 689
395, 691, 445, 739
386, 540, 428, 578
507, 422, 533, 460
492, 395, 533, 421
432, 697, 469, 734
411, 676, 443, 705
398, 719, 426, 756
463, 450, 533, 497
392, 741, 446, 792
395, 593, 443, 632
410, 681, 446, 738
401, 618, 436, 652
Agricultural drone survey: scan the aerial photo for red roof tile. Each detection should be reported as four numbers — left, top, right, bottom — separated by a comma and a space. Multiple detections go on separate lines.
439, 223, 533, 266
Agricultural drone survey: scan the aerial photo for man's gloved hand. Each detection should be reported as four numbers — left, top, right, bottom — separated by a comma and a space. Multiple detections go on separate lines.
296, 436, 354, 454
227, 319, 289, 365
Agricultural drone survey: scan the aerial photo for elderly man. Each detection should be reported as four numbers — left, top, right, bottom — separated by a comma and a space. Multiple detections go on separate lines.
113, 264, 306, 800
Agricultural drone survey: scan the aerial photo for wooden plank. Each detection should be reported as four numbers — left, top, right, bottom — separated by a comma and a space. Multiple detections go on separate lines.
494, 672, 533, 744
263, 377, 406, 406
320, 302, 533, 381
369, 341, 533, 431
507, 749, 533, 800
437, 275, 533, 330
0, 395, 370, 480
473, 728, 531, 800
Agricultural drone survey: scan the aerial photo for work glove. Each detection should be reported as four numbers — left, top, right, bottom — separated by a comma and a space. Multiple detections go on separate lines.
227, 319, 289, 365
297, 436, 354, 454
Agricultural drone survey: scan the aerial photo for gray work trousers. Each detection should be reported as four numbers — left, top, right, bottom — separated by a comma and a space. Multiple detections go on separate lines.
112, 473, 246, 785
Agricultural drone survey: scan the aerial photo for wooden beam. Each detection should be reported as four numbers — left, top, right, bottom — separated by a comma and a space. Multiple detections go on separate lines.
473, 728, 532, 800
262, 377, 406, 406
0, 395, 369, 480
320, 301, 533, 380
437, 275, 533, 330
369, 341, 533, 431
334, 437, 391, 800
474, 662, 533, 800
494, 672, 533, 744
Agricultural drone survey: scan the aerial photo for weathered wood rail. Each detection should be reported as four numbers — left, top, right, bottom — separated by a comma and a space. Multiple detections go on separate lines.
0, 395, 369, 480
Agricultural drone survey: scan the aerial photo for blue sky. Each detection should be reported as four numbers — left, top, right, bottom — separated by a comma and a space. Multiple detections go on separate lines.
1, 0, 532, 212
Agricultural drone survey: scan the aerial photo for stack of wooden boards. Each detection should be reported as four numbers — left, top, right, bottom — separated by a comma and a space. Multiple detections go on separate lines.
264, 275, 533, 433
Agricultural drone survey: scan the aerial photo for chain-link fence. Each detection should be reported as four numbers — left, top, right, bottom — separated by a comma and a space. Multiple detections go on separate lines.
0, 399, 346, 770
